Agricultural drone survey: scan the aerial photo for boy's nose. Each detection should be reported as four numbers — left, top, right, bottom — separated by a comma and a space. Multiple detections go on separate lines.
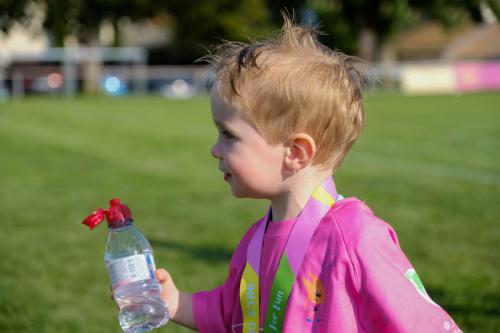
211, 143, 222, 160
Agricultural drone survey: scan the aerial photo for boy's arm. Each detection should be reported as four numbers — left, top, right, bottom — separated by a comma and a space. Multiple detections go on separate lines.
346, 219, 461, 332
155, 269, 196, 330
155, 221, 261, 333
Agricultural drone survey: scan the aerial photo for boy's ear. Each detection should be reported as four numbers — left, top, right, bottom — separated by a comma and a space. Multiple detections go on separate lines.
284, 133, 317, 173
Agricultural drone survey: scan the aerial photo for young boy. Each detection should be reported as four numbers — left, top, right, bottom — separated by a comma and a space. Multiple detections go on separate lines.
155, 17, 461, 333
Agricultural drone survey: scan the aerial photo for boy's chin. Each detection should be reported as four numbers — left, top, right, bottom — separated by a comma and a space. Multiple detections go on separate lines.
230, 188, 268, 200
229, 184, 258, 199
230, 186, 249, 198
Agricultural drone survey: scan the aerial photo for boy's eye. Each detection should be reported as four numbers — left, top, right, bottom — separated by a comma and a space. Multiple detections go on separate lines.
221, 130, 234, 139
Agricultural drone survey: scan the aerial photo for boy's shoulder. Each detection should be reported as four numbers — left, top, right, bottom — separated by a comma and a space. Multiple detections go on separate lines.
321, 197, 407, 288
324, 197, 400, 250
235, 198, 400, 262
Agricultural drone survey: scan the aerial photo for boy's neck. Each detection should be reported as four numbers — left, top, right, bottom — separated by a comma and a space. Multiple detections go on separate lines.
270, 169, 333, 222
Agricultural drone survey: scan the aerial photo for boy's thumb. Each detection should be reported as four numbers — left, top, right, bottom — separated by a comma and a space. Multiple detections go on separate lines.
155, 268, 170, 282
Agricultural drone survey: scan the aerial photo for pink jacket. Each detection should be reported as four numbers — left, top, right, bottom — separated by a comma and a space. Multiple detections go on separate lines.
193, 198, 461, 333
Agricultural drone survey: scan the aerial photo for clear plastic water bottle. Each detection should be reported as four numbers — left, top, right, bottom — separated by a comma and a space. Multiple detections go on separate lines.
83, 198, 169, 333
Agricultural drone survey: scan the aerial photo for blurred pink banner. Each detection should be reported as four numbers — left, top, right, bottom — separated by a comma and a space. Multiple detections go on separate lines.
454, 62, 500, 92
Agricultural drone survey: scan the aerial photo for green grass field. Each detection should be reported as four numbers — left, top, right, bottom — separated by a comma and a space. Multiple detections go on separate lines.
0, 92, 499, 332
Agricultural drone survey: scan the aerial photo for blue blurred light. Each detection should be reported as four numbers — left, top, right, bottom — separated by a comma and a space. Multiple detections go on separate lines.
102, 76, 127, 96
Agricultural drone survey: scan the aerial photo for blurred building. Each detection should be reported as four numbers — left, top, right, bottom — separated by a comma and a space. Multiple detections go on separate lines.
395, 22, 500, 61
395, 22, 471, 61
442, 23, 500, 60
396, 21, 500, 94
0, 2, 48, 55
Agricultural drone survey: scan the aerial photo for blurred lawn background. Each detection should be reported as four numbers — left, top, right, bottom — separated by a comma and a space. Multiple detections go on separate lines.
0, 92, 499, 332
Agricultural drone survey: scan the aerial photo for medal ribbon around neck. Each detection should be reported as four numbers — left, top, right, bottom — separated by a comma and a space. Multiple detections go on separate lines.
239, 177, 340, 333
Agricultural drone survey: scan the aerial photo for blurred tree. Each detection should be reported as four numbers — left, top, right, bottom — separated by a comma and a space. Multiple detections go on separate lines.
413, 0, 500, 25
41, 0, 172, 46
0, 0, 276, 63
0, 0, 31, 32
305, 0, 500, 60
311, 0, 417, 60
1, 0, 498, 62
155, 0, 275, 64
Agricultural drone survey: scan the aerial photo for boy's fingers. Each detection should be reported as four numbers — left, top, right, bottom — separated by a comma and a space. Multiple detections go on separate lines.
155, 268, 169, 282
109, 290, 119, 309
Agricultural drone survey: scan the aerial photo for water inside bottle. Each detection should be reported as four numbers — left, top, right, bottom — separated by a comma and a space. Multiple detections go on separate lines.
114, 280, 169, 333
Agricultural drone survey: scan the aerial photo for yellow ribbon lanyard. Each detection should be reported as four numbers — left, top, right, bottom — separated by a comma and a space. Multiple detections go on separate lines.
239, 177, 339, 333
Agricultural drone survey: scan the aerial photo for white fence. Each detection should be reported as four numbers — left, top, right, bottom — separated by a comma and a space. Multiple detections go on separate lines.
0, 47, 149, 99
1, 48, 499, 101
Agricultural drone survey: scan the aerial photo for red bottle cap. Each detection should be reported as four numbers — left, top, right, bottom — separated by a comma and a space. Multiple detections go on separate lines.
82, 198, 133, 230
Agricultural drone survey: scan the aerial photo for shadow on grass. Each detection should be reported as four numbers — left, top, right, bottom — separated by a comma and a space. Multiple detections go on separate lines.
428, 286, 500, 330
149, 238, 232, 263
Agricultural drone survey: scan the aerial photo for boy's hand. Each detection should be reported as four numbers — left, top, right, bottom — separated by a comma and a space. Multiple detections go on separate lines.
155, 268, 180, 321
155, 268, 196, 329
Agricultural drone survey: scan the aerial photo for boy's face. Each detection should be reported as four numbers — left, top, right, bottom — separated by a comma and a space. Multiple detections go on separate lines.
210, 87, 286, 199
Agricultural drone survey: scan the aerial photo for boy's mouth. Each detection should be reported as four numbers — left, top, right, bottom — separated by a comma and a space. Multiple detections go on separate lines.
224, 172, 232, 181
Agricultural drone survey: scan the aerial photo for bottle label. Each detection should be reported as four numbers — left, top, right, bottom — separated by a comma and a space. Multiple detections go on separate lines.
107, 254, 156, 289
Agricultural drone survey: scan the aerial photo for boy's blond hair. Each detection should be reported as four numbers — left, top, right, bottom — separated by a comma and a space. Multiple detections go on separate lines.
207, 16, 365, 171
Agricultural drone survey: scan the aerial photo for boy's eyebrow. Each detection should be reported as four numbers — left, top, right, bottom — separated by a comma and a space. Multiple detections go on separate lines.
213, 120, 238, 136
214, 120, 228, 129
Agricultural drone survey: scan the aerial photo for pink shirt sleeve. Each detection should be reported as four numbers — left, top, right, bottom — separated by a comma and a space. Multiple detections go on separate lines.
192, 223, 259, 333
347, 212, 461, 332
